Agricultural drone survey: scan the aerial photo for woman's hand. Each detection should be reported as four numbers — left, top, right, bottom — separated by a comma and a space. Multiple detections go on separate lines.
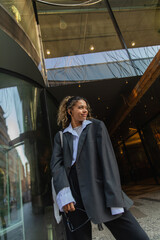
63, 202, 75, 213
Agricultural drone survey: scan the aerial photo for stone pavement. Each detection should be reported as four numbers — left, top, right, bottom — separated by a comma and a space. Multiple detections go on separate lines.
92, 185, 160, 240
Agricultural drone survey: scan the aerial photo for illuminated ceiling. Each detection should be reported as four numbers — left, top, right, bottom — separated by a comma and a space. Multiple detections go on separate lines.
36, 0, 160, 58
36, 0, 160, 138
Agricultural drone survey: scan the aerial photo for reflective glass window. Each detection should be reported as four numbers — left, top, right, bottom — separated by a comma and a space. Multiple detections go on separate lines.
124, 132, 153, 183
0, 72, 61, 240
0, 0, 40, 56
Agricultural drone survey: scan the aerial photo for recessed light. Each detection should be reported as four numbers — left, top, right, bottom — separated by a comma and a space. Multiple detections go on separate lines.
46, 49, 51, 55
131, 41, 136, 47
90, 45, 95, 51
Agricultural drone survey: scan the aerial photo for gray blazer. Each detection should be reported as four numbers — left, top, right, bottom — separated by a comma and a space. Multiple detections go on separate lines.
50, 118, 133, 224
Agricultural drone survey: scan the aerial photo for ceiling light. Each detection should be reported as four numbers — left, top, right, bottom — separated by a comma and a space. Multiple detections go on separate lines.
131, 41, 136, 47
90, 45, 95, 51
46, 49, 51, 55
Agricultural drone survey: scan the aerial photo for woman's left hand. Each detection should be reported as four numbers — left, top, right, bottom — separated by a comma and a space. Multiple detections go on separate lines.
63, 202, 75, 213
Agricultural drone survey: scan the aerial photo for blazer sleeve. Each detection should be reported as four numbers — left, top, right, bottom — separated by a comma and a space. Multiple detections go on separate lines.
96, 121, 124, 207
50, 132, 70, 194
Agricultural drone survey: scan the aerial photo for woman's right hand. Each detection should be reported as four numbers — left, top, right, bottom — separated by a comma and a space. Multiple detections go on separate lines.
63, 202, 75, 213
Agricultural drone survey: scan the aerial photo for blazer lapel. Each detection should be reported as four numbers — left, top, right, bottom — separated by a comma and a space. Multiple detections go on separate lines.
76, 125, 90, 161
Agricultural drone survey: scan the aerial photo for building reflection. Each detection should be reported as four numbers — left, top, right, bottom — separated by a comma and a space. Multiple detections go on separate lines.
0, 105, 28, 239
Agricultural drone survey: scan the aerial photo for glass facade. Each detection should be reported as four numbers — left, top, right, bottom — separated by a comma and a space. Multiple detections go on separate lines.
115, 113, 160, 186
0, 72, 61, 240
124, 132, 152, 183
0, 0, 47, 81
151, 116, 160, 152
0, 0, 40, 56
45, 45, 160, 82
39, 10, 122, 59
110, 0, 160, 48
37, 0, 160, 83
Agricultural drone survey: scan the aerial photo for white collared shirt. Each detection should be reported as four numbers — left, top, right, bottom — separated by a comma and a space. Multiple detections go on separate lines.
63, 120, 92, 166
56, 120, 92, 211
56, 120, 124, 215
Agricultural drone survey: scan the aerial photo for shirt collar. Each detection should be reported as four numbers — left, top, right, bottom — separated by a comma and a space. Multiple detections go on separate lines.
63, 120, 92, 136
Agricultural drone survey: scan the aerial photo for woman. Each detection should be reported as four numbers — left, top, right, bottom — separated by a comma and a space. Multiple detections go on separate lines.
50, 96, 149, 240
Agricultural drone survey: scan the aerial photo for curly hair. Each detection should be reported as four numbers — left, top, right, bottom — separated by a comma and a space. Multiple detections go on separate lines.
57, 96, 92, 129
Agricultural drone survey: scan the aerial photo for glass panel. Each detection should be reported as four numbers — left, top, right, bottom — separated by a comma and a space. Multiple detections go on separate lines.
129, 45, 160, 74
150, 115, 160, 151
46, 48, 142, 82
38, 10, 122, 58
0, 0, 40, 57
114, 143, 132, 184
124, 132, 153, 183
109, 0, 160, 75
0, 72, 61, 240
0, 146, 25, 239
110, 1, 160, 49
143, 117, 160, 178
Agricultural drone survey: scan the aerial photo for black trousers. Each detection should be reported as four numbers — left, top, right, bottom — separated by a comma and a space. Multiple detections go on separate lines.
63, 164, 150, 240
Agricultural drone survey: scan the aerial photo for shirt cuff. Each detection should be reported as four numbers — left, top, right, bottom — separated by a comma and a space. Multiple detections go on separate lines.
56, 187, 76, 212
111, 207, 124, 215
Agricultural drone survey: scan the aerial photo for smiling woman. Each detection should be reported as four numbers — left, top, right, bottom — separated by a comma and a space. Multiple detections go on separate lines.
50, 95, 150, 240
57, 96, 92, 129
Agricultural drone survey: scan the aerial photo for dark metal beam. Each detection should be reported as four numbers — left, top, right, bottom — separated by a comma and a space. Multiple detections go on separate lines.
104, 0, 138, 76
32, 0, 39, 24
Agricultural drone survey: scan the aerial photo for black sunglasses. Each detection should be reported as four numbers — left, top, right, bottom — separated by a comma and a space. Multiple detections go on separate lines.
64, 208, 90, 232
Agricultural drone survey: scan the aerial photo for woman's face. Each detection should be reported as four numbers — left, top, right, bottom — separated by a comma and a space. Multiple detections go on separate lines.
69, 99, 88, 125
